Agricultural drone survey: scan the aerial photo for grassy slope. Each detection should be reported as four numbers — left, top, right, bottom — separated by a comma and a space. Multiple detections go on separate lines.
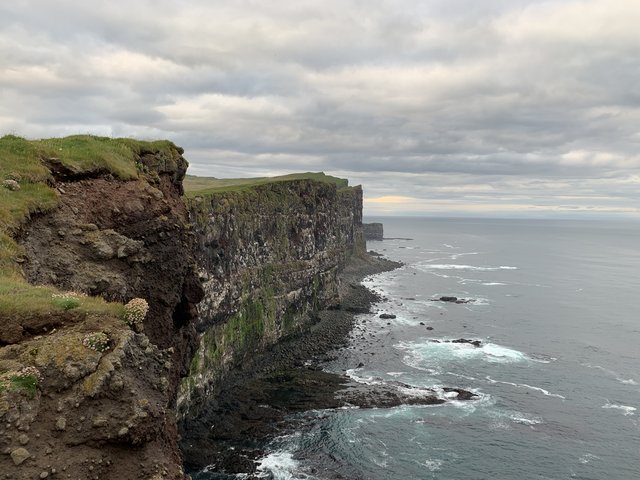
183, 172, 349, 196
0, 134, 179, 321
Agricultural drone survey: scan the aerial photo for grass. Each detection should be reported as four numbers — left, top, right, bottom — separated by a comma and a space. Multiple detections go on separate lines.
183, 172, 349, 196
0, 278, 124, 318
1, 375, 38, 399
0, 134, 177, 325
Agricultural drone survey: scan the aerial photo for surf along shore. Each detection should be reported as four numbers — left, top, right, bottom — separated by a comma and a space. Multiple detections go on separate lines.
180, 253, 479, 477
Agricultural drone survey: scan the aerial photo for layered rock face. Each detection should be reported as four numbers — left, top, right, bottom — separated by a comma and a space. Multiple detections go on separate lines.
1, 145, 202, 479
1, 138, 366, 479
179, 180, 365, 415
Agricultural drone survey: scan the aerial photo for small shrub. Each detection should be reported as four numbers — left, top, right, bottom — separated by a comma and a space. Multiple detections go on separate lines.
16, 366, 42, 382
0, 367, 42, 400
51, 291, 86, 310
2, 179, 20, 191
123, 298, 149, 332
82, 332, 110, 352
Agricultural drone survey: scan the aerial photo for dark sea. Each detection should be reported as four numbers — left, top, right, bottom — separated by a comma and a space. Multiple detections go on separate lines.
212, 217, 640, 479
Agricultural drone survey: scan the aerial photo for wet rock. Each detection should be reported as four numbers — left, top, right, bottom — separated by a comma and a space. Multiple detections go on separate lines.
443, 388, 479, 400
439, 296, 458, 302
451, 338, 482, 347
379, 313, 396, 319
432, 296, 473, 304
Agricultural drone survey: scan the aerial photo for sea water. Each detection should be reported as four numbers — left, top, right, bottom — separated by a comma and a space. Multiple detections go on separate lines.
215, 217, 640, 479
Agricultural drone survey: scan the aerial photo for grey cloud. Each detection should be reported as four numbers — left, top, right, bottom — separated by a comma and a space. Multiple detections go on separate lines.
1, 0, 639, 217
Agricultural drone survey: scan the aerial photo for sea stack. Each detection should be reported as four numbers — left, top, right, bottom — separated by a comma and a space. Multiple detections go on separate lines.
363, 222, 384, 240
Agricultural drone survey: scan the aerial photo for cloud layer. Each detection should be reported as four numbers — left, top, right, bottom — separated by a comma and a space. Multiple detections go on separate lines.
1, 0, 639, 216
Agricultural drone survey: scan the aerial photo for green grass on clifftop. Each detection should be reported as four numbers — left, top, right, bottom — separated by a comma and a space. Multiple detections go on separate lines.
183, 172, 349, 196
0, 134, 177, 322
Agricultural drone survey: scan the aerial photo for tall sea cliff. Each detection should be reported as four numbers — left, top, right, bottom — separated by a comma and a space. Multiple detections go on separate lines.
0, 136, 367, 479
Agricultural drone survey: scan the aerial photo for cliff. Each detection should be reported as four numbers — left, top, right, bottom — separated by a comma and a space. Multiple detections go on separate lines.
178, 175, 364, 415
0, 135, 365, 479
363, 222, 384, 240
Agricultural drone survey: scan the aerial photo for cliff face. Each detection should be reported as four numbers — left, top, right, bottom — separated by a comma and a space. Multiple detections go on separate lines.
179, 180, 365, 415
0, 136, 365, 480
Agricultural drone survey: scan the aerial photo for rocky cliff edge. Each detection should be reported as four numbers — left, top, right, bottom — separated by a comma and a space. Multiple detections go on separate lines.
0, 135, 365, 480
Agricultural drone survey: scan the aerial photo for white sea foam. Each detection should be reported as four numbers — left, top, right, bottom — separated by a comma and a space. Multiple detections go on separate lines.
485, 376, 566, 400
416, 264, 518, 272
446, 372, 478, 381
424, 459, 443, 471
509, 413, 543, 426
579, 453, 601, 464
397, 340, 529, 372
345, 369, 383, 386
583, 364, 638, 386
255, 451, 312, 480
602, 402, 636, 416
449, 252, 480, 260
482, 282, 507, 286
528, 353, 557, 364
447, 390, 493, 414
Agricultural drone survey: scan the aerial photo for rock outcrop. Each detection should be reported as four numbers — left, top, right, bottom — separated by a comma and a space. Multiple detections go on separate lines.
178, 179, 365, 415
2, 143, 199, 479
1, 136, 367, 479
363, 222, 383, 240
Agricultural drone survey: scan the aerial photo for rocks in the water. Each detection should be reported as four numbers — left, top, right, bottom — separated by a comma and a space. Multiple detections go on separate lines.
379, 313, 396, 319
363, 222, 383, 241
442, 387, 479, 401
431, 338, 482, 347
431, 296, 473, 304
451, 338, 482, 347
426, 326, 434, 330
440, 296, 457, 302
339, 381, 478, 409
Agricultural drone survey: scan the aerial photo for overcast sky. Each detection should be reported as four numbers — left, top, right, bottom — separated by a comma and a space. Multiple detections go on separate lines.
1, 1, 639, 217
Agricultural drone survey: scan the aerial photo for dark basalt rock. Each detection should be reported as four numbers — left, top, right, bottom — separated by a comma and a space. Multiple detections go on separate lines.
379, 313, 397, 319
431, 338, 482, 347
443, 387, 479, 400
451, 338, 482, 347
432, 296, 473, 304
363, 222, 383, 240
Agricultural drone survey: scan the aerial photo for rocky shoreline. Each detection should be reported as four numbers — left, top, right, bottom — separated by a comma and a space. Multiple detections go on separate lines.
179, 254, 478, 477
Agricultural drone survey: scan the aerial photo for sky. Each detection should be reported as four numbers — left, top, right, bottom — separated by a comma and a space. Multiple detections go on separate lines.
1, 0, 639, 217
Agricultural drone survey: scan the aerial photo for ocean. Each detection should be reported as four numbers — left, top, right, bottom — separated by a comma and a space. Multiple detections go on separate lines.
205, 217, 640, 479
